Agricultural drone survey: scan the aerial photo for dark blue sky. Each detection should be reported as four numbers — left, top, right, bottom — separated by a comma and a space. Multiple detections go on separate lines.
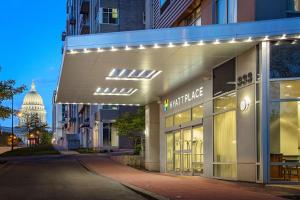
0, 1, 66, 127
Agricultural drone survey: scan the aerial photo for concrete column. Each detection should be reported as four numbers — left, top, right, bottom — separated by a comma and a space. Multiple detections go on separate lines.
145, 102, 160, 171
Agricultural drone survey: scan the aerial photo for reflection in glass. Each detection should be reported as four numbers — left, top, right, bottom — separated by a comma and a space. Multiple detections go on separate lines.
270, 41, 300, 79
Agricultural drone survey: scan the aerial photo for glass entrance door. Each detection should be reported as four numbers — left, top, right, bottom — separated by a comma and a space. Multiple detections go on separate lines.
167, 127, 203, 175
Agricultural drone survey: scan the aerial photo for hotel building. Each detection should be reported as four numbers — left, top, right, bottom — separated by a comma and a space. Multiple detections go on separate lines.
56, 0, 300, 183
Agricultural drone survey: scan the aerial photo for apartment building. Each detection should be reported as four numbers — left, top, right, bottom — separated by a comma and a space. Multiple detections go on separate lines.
54, 0, 145, 150
57, 0, 300, 183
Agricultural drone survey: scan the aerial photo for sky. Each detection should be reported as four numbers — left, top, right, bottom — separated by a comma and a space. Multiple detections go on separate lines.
0, 1, 66, 128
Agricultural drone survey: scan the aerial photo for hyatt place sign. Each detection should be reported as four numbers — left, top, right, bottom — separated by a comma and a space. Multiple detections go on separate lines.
163, 87, 204, 112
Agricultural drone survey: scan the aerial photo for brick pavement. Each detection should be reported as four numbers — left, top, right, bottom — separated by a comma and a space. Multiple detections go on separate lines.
79, 156, 285, 200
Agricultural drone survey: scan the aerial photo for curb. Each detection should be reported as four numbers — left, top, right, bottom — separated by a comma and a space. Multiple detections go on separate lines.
76, 159, 169, 200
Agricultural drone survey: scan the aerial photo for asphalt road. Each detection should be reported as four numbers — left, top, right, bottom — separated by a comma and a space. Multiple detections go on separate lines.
0, 156, 147, 200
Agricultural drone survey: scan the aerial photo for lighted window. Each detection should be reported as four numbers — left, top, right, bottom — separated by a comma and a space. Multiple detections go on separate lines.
101, 8, 118, 24
270, 101, 300, 181
165, 115, 174, 128
270, 80, 300, 99
192, 105, 204, 120
166, 133, 174, 172
214, 93, 237, 113
174, 110, 191, 126
214, 110, 237, 179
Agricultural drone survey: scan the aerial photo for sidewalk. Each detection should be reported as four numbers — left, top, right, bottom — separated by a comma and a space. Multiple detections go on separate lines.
78, 156, 288, 200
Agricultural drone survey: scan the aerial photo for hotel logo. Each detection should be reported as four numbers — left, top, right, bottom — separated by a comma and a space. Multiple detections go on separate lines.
163, 99, 169, 112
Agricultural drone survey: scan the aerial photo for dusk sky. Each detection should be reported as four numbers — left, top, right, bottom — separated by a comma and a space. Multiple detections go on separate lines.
0, 1, 66, 127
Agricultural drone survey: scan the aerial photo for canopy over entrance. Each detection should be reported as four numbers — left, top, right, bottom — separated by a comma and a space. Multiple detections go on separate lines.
56, 17, 300, 105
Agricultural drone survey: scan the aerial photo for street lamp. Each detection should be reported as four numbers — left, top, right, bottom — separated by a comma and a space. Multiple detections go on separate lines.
11, 93, 14, 151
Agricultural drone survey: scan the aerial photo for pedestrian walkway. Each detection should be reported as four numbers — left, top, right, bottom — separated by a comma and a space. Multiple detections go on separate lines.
79, 156, 286, 200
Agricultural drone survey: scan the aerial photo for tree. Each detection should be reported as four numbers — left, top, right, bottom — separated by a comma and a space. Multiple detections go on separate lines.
113, 107, 145, 155
0, 67, 26, 119
21, 113, 50, 146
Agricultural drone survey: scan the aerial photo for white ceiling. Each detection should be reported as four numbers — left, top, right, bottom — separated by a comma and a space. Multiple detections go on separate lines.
56, 42, 256, 105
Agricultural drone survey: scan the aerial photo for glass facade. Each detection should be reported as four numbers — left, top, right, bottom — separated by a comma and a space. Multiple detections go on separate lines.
192, 105, 204, 120
269, 42, 300, 182
213, 110, 237, 179
174, 110, 191, 126
216, 0, 237, 24
166, 126, 204, 175
270, 41, 300, 79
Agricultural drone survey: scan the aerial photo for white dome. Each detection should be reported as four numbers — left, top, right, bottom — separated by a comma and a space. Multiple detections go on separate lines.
19, 81, 47, 126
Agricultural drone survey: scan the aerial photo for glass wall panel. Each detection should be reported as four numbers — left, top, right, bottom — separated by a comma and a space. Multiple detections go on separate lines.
166, 133, 174, 172
214, 92, 237, 113
228, 0, 237, 23
174, 131, 181, 172
165, 115, 174, 128
214, 110, 237, 179
192, 126, 204, 174
270, 80, 300, 99
213, 58, 236, 97
174, 110, 191, 126
270, 41, 300, 79
270, 101, 300, 181
217, 0, 227, 24
192, 105, 204, 120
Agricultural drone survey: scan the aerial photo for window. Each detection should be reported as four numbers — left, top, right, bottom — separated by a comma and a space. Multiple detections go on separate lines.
174, 110, 191, 126
270, 80, 300, 99
270, 41, 300, 79
214, 92, 237, 113
192, 105, 204, 120
165, 115, 174, 128
214, 110, 237, 179
160, 0, 167, 6
216, 0, 237, 24
213, 58, 236, 97
288, 0, 300, 11
101, 8, 119, 24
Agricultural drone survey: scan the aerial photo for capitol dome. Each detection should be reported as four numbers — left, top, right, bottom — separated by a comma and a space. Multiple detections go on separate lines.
19, 81, 47, 126
23, 82, 44, 106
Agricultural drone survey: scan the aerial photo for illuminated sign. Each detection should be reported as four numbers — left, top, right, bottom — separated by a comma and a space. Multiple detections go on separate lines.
163, 87, 204, 111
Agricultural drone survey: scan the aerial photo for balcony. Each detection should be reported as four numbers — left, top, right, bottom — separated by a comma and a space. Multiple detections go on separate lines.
80, 0, 89, 14
80, 14, 90, 34
61, 32, 66, 41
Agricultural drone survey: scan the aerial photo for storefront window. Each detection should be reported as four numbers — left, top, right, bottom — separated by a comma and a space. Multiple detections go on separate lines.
214, 92, 236, 113
192, 105, 204, 120
214, 110, 237, 179
270, 80, 300, 99
270, 101, 300, 181
166, 133, 174, 172
165, 115, 174, 128
270, 41, 300, 79
192, 126, 204, 175
174, 110, 191, 126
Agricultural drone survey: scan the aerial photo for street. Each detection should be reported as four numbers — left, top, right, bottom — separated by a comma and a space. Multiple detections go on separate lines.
0, 155, 146, 200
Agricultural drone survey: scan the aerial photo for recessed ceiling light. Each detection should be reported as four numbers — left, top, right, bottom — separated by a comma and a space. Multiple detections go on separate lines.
286, 85, 292, 88
182, 42, 190, 47
106, 69, 162, 81
139, 45, 145, 50
153, 43, 160, 49
94, 87, 138, 96
198, 40, 204, 46
168, 42, 175, 48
